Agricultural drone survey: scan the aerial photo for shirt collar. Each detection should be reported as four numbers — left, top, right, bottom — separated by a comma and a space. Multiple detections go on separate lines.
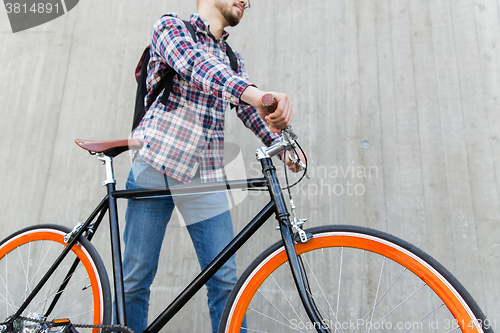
190, 13, 230, 42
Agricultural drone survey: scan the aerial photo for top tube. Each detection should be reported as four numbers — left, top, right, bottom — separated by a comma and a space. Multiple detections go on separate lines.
111, 178, 268, 199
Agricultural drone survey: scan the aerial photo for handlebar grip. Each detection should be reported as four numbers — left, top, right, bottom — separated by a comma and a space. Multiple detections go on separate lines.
261, 93, 278, 113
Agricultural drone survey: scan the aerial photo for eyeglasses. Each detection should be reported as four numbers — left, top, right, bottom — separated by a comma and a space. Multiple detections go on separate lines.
244, 0, 250, 10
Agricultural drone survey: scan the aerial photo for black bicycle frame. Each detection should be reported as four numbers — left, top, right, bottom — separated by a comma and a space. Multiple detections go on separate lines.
111, 177, 271, 328
8, 156, 330, 333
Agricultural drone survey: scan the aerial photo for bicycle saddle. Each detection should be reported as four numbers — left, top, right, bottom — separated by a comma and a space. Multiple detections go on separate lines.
75, 138, 143, 157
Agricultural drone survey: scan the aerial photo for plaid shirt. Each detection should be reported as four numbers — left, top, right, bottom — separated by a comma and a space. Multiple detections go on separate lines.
133, 13, 281, 184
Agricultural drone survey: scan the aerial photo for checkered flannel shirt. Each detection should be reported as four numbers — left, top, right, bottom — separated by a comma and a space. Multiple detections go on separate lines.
133, 13, 281, 184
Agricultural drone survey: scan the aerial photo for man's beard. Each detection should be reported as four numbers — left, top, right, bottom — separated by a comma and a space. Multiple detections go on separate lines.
215, 0, 242, 27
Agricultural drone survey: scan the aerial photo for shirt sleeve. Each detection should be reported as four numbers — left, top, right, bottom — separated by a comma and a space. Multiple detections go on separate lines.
150, 15, 252, 106
233, 53, 283, 147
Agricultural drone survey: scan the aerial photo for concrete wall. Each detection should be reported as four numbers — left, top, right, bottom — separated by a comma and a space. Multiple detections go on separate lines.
0, 0, 498, 331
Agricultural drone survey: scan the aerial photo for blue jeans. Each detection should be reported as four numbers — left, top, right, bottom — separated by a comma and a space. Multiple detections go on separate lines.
120, 159, 238, 333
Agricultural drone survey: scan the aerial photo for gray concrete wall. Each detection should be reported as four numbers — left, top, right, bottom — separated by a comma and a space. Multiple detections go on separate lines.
0, 0, 498, 331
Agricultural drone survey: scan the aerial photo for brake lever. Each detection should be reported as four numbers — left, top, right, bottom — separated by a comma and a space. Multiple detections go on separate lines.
282, 125, 298, 140
281, 126, 310, 179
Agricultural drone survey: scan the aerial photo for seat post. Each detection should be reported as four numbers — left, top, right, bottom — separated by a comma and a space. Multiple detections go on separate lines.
97, 154, 116, 187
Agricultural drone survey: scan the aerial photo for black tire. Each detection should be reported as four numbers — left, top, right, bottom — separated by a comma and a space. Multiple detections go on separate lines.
0, 224, 112, 333
219, 225, 494, 333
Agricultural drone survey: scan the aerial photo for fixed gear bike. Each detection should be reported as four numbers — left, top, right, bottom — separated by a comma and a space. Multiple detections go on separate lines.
0, 127, 494, 333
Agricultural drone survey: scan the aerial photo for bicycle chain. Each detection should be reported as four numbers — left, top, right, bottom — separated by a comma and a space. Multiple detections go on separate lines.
15, 316, 134, 333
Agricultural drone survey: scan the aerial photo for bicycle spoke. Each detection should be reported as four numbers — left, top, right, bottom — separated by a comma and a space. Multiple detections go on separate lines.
26, 242, 32, 302
304, 288, 345, 333
301, 253, 344, 333
255, 287, 309, 333
16, 246, 32, 302
270, 273, 309, 330
404, 303, 445, 333
52, 293, 94, 320
365, 283, 428, 332
301, 253, 335, 316
320, 248, 330, 311
21, 240, 64, 315
240, 328, 271, 333
335, 247, 343, 322
39, 259, 85, 315
247, 307, 305, 332
351, 267, 408, 333
33, 273, 90, 313
0, 298, 18, 313
41, 268, 86, 303
364, 257, 386, 333
0, 256, 17, 314
26, 240, 57, 305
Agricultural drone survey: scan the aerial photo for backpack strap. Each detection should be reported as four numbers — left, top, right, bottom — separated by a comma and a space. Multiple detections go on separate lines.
133, 46, 153, 131
225, 44, 239, 109
225, 44, 238, 73
158, 20, 197, 106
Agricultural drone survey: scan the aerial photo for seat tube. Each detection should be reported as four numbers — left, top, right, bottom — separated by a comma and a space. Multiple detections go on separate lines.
100, 154, 127, 326
259, 157, 330, 333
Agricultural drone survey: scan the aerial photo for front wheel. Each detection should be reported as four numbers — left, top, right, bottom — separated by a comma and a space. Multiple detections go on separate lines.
220, 225, 494, 333
0, 224, 112, 333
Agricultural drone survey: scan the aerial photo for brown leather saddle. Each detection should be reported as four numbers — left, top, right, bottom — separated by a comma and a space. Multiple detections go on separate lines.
75, 138, 142, 158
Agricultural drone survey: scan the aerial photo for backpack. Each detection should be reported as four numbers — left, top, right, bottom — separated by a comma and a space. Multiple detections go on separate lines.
132, 20, 239, 131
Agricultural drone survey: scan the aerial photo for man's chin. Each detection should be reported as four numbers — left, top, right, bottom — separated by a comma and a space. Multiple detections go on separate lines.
228, 7, 243, 25
227, 16, 241, 27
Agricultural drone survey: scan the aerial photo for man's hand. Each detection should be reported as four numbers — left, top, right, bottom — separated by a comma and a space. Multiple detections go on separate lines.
281, 149, 307, 173
241, 86, 292, 133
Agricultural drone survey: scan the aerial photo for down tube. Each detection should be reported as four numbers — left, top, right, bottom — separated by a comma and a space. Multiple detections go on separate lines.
145, 201, 276, 333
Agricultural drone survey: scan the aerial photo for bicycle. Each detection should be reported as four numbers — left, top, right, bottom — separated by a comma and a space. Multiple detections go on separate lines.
0, 126, 494, 333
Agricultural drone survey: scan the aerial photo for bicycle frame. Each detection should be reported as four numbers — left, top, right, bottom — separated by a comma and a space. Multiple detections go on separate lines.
7, 149, 330, 333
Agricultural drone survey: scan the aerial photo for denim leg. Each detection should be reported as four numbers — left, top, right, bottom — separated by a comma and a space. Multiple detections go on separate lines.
120, 161, 174, 333
175, 192, 238, 333
120, 160, 241, 333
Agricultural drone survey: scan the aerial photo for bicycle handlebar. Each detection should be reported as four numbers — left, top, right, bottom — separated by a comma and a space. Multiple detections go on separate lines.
261, 93, 278, 113
256, 126, 300, 161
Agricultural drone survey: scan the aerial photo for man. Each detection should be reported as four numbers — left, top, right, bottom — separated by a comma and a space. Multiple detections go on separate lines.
122, 0, 299, 332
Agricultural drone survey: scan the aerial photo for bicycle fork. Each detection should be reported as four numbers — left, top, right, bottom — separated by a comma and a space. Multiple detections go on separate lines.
259, 157, 331, 333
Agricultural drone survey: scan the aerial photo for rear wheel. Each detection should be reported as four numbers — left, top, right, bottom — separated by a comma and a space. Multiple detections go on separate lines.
220, 225, 493, 333
0, 224, 112, 333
